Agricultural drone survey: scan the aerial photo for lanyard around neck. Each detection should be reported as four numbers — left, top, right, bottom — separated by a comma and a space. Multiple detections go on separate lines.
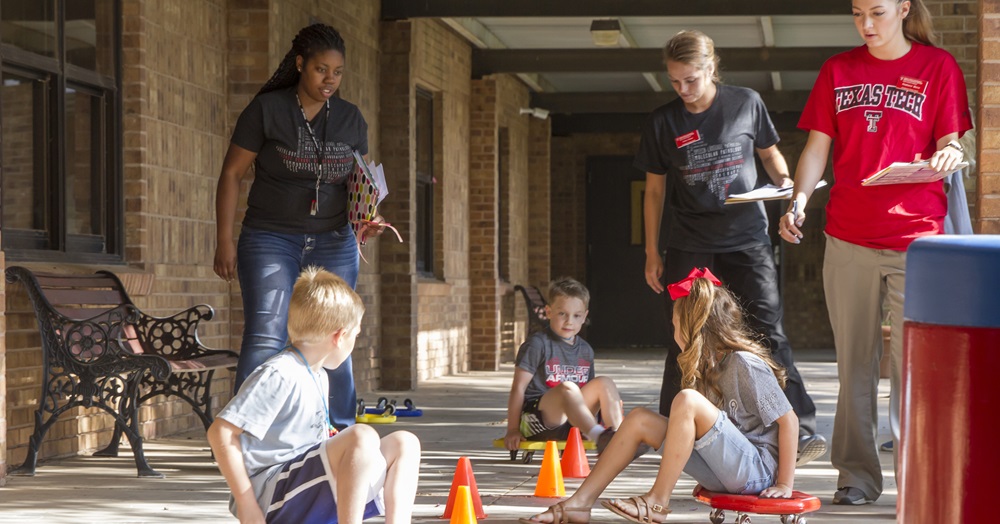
295, 94, 330, 216
288, 345, 337, 437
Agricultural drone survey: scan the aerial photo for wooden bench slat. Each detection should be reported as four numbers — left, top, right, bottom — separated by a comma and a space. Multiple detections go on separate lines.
43, 289, 127, 307
55, 306, 121, 321
34, 275, 120, 288
169, 354, 239, 372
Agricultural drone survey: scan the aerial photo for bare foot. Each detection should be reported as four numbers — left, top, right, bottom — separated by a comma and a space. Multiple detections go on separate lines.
519, 501, 592, 523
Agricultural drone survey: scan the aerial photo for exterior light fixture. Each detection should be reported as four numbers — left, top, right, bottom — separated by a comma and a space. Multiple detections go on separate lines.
590, 19, 621, 47
519, 107, 550, 120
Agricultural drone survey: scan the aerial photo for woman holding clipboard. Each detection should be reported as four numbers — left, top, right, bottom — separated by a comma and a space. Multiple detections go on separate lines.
214, 24, 384, 430
635, 30, 826, 466
779, 0, 972, 506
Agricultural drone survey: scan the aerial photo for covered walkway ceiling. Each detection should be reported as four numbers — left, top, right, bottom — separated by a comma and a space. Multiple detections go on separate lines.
382, 0, 863, 133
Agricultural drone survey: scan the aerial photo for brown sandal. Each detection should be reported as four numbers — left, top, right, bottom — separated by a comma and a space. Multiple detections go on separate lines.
518, 501, 592, 523
601, 495, 671, 523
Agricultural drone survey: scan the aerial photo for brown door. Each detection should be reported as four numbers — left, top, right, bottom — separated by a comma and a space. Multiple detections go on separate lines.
585, 155, 668, 348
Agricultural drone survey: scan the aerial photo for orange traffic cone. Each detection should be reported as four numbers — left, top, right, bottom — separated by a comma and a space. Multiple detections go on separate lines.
561, 427, 591, 478
441, 456, 487, 519
449, 485, 479, 524
534, 440, 566, 497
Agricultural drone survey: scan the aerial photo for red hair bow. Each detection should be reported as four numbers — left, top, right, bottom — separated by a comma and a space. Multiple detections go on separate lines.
667, 267, 722, 301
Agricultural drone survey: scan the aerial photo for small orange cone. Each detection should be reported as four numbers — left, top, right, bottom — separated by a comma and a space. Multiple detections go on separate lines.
534, 440, 566, 497
441, 456, 487, 519
449, 485, 479, 524
561, 427, 591, 478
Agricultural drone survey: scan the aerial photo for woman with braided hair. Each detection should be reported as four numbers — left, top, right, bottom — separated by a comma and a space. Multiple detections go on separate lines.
214, 23, 383, 430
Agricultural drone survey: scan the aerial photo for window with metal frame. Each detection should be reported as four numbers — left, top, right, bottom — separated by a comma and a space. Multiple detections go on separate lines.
415, 87, 434, 276
0, 0, 122, 262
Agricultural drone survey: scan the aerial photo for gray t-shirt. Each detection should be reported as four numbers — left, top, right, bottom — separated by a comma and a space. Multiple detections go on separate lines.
633, 85, 779, 253
232, 87, 369, 234
515, 330, 596, 402
217, 351, 330, 514
713, 351, 792, 474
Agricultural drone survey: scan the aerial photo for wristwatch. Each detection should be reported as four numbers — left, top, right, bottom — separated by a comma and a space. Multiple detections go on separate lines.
945, 140, 964, 153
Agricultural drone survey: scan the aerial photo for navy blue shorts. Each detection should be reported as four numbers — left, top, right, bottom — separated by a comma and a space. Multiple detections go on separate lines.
263, 440, 385, 523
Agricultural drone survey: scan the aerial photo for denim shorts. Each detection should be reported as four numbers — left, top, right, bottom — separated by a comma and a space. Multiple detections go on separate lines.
682, 410, 775, 495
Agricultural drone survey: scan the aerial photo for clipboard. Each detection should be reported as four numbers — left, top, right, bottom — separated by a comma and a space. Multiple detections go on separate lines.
861, 161, 969, 186
725, 180, 828, 204
346, 151, 402, 261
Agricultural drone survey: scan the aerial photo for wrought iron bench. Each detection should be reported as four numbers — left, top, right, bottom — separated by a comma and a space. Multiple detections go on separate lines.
514, 284, 549, 334
6, 266, 238, 478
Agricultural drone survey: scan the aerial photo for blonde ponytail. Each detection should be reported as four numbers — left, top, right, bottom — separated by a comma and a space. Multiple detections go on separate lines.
902, 0, 936, 46
674, 278, 787, 406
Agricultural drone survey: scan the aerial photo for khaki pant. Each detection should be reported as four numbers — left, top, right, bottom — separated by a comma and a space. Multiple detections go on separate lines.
823, 234, 905, 500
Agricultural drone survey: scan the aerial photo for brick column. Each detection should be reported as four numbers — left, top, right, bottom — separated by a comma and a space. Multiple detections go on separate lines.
469, 78, 501, 371
379, 22, 419, 389
218, 0, 272, 370
980, 0, 1000, 232
528, 118, 552, 289
227, 0, 271, 131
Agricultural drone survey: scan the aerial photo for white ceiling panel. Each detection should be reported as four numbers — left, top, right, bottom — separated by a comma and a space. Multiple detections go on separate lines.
467, 15, 852, 97
622, 16, 764, 48
772, 16, 860, 46
542, 72, 654, 93
477, 17, 596, 48
780, 71, 822, 91
476, 15, 861, 51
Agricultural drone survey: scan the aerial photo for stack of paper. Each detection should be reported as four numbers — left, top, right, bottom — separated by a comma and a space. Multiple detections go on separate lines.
725, 180, 828, 204
352, 151, 389, 205
860, 161, 969, 186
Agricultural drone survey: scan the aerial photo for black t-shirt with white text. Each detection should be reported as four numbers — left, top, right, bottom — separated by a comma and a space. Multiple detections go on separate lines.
633, 85, 779, 253
231, 87, 368, 234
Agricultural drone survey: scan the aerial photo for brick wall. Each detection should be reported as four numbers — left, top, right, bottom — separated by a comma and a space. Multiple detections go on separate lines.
121, 0, 231, 441
528, 118, 553, 291
0, 83, 34, 230
495, 76, 532, 363
377, 20, 418, 389
551, 134, 641, 284
981, 0, 1000, 232
927, 0, 981, 218
469, 77, 501, 371
410, 20, 474, 382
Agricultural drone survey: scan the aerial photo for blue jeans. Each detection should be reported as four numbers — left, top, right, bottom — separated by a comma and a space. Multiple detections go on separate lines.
235, 224, 360, 430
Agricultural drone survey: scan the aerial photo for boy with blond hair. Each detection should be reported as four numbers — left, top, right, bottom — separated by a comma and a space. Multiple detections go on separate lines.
208, 267, 420, 523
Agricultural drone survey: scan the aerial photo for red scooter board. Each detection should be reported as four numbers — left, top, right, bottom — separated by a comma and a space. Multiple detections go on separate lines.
693, 485, 820, 524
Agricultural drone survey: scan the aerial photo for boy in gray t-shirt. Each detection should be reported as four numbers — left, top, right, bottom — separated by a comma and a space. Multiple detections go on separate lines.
504, 278, 629, 456
208, 268, 420, 523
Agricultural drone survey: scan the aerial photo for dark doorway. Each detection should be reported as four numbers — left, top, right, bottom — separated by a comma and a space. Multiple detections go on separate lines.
585, 155, 668, 348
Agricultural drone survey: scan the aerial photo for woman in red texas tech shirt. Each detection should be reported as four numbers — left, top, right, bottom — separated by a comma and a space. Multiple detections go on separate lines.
779, 0, 972, 507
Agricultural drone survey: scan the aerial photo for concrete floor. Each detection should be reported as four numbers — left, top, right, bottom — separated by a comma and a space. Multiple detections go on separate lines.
0, 347, 899, 523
